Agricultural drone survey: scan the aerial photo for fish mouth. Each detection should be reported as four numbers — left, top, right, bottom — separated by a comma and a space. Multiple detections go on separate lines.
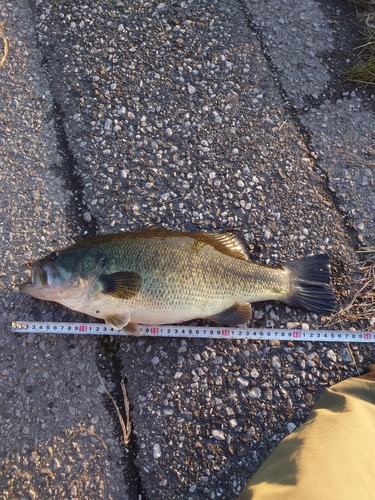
32, 263, 48, 286
19, 262, 56, 295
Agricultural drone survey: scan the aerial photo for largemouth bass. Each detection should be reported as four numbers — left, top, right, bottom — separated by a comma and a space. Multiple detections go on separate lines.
19, 228, 335, 335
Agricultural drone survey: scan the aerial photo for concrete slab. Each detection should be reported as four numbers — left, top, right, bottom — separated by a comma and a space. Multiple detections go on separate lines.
0, 2, 128, 498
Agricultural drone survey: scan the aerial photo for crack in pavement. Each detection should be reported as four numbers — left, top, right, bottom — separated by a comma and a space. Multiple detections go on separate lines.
25, 1, 143, 495
51, 88, 144, 499
97, 339, 148, 500
51, 98, 98, 240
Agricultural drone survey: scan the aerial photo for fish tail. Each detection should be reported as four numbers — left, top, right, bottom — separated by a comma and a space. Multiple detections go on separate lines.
284, 254, 335, 314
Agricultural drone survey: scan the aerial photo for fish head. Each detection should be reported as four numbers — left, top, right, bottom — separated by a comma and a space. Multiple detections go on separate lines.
19, 245, 101, 302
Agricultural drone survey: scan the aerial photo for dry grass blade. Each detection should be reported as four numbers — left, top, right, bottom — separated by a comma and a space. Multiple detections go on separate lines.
328, 255, 375, 326
346, 343, 360, 375
67, 425, 108, 450
345, 60, 375, 85
335, 147, 375, 168
365, 12, 375, 30
97, 371, 132, 445
120, 379, 131, 440
346, 1, 375, 84
0, 21, 9, 69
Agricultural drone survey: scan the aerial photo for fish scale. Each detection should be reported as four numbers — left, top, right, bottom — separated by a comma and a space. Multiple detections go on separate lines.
118, 240, 275, 315
19, 228, 335, 335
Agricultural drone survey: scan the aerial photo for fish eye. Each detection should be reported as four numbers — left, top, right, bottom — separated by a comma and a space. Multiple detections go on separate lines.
49, 251, 58, 261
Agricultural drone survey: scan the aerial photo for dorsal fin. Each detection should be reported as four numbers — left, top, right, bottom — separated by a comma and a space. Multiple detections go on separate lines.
207, 233, 249, 260
131, 227, 249, 260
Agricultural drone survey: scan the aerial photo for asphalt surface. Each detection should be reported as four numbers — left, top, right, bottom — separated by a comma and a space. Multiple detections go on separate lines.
0, 0, 374, 499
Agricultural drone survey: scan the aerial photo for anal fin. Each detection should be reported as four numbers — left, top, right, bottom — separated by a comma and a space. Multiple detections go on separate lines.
105, 314, 142, 336
208, 302, 252, 326
122, 322, 142, 336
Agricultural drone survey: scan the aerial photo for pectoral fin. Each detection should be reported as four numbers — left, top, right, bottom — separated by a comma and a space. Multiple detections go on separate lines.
208, 302, 252, 326
100, 271, 142, 300
105, 313, 131, 330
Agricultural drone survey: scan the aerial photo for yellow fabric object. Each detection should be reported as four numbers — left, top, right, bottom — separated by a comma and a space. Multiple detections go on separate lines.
237, 375, 375, 500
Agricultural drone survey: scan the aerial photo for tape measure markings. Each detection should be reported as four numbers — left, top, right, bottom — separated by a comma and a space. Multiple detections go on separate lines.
11, 321, 375, 343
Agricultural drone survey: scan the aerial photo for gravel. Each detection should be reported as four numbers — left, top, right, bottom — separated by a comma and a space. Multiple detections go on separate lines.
118, 335, 371, 499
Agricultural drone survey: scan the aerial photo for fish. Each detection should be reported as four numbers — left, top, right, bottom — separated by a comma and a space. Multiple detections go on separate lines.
19, 228, 335, 335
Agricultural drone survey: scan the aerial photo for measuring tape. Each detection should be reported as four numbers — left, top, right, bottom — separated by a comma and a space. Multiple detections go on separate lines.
11, 321, 375, 343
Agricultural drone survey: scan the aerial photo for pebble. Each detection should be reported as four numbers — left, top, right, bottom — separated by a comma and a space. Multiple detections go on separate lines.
104, 118, 113, 131
211, 429, 226, 441
263, 229, 271, 240
237, 376, 249, 389
287, 322, 300, 329
248, 387, 262, 399
153, 443, 162, 459
229, 419, 238, 428
271, 356, 281, 370
31, 190, 40, 201
269, 311, 279, 321
287, 422, 297, 433
341, 348, 352, 363
326, 350, 337, 363
52, 458, 61, 471
253, 310, 264, 319
151, 356, 160, 366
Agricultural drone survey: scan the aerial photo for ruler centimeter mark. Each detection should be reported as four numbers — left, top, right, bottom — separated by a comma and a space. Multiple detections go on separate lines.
11, 321, 375, 343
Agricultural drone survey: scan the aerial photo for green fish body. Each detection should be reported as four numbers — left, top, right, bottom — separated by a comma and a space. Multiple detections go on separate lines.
20, 229, 335, 334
